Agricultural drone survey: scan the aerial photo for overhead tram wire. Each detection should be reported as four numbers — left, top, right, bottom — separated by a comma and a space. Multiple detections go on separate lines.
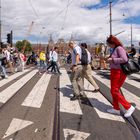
27, 0, 39, 18
34, 0, 73, 41
26, 0, 73, 45
122, 0, 134, 47
61, 0, 71, 30
36, 0, 72, 51
123, 0, 132, 18
57, 0, 71, 40
44, 0, 73, 28
41, 0, 73, 40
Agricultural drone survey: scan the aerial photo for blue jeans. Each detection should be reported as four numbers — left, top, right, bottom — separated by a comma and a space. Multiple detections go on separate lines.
39, 60, 47, 72
51, 61, 60, 73
0, 61, 7, 77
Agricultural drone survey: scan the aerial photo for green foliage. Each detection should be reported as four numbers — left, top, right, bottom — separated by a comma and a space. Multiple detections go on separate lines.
15, 40, 32, 53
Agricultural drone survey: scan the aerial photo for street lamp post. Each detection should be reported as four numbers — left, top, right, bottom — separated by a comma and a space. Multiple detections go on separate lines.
0, 0, 2, 47
131, 23, 133, 48
109, 1, 112, 35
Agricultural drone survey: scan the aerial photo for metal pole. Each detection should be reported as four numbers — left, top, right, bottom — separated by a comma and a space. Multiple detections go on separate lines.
105, 1, 112, 56
109, 1, 112, 35
114, 30, 125, 36
11, 30, 13, 47
0, 0, 2, 47
131, 23, 133, 47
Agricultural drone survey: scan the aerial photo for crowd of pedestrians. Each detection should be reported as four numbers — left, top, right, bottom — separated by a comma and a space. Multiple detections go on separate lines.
68, 36, 136, 118
1, 36, 138, 118
0, 44, 62, 78
0, 44, 26, 79
68, 41, 100, 101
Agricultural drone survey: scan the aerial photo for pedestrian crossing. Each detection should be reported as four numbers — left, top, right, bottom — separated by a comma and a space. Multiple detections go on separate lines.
0, 67, 139, 140
0, 69, 38, 104
84, 78, 125, 122
22, 73, 51, 108
0, 68, 33, 88
59, 69, 83, 115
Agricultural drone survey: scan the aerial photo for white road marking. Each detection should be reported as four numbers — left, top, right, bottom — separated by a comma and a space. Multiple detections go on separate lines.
0, 68, 32, 88
34, 128, 38, 133
3, 118, 33, 139
131, 73, 140, 79
93, 71, 140, 110
84, 78, 125, 122
126, 77, 140, 89
0, 69, 38, 103
63, 129, 90, 140
60, 69, 82, 115
22, 74, 51, 108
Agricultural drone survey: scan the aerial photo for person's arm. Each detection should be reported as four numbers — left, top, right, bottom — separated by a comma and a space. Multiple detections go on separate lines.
71, 54, 80, 72
71, 47, 80, 71
75, 54, 80, 65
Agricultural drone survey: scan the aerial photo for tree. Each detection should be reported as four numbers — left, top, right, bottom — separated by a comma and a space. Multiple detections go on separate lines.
15, 40, 32, 53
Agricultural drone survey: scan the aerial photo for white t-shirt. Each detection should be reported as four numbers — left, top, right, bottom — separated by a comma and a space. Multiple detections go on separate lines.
51, 51, 58, 62
4, 50, 11, 61
86, 49, 91, 64
49, 51, 52, 61
72, 45, 81, 65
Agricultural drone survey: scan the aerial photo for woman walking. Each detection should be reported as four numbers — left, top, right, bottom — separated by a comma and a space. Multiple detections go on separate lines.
105, 35, 135, 118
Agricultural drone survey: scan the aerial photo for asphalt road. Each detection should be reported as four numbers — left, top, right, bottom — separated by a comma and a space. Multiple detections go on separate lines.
0, 67, 140, 140
0, 69, 58, 140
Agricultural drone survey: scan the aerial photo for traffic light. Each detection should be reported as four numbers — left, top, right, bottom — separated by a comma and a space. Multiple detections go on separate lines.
7, 33, 11, 44
7, 31, 13, 46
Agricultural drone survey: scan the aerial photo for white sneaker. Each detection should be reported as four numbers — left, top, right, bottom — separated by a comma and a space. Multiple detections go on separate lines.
124, 106, 135, 118
5, 75, 8, 79
107, 108, 120, 115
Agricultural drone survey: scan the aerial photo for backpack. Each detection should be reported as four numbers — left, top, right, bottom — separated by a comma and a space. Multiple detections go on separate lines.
131, 48, 136, 56
23, 55, 26, 61
81, 47, 88, 65
73, 47, 88, 65
39, 52, 46, 61
22, 54, 26, 61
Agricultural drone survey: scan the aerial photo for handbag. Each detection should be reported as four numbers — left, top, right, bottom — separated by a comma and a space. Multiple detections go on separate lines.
120, 57, 140, 75
110, 47, 140, 75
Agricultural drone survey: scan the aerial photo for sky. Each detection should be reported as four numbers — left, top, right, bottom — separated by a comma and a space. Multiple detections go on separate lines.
1, 0, 140, 46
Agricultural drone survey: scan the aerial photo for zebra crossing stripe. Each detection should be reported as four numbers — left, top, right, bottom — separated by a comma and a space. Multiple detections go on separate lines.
126, 77, 140, 89
59, 69, 83, 115
0, 69, 38, 103
21, 74, 51, 108
84, 78, 125, 122
131, 73, 140, 79
0, 68, 33, 88
92, 71, 140, 110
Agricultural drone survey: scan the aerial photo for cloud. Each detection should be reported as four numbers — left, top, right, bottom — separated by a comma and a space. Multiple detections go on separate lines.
1, 0, 140, 46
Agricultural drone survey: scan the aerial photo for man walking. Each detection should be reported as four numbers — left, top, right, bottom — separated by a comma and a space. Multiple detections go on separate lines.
69, 41, 85, 101
80, 43, 100, 92
47, 47, 61, 74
